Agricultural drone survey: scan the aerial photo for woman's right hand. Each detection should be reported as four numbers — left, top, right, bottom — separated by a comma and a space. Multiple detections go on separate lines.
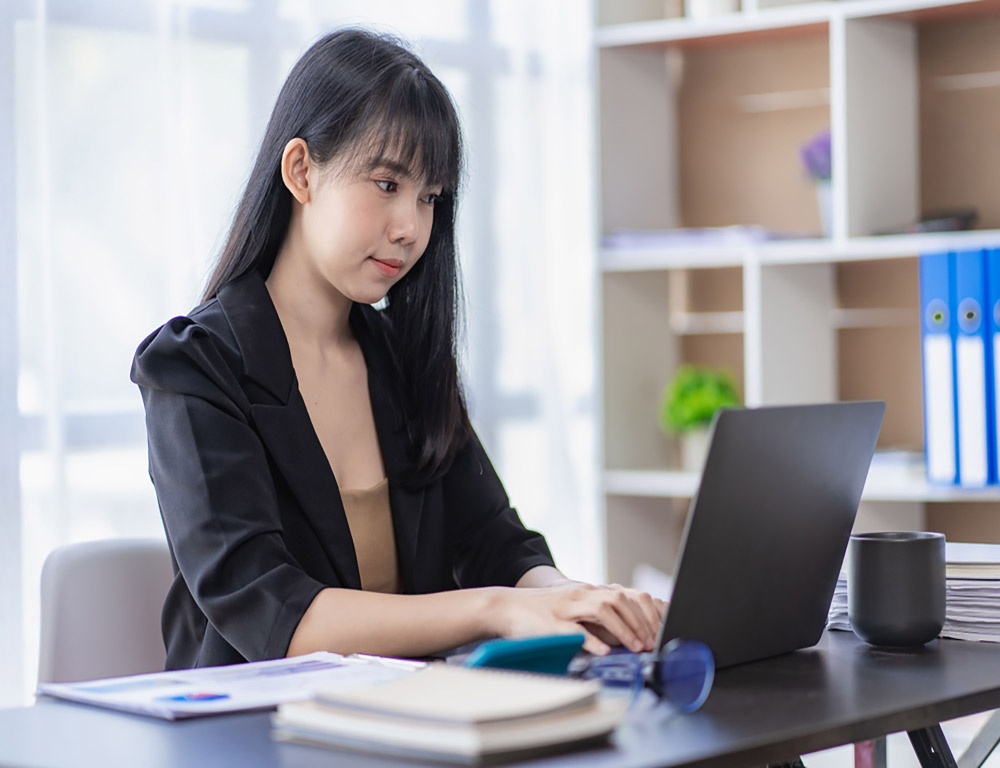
490, 582, 666, 656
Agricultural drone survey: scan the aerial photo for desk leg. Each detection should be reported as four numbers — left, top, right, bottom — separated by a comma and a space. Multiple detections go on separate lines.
855, 737, 887, 768
958, 709, 1000, 768
909, 725, 958, 768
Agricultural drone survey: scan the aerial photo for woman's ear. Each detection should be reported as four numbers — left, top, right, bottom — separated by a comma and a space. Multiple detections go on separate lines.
281, 138, 312, 205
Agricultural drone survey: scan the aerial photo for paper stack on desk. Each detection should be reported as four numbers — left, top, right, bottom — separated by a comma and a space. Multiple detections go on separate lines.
272, 663, 626, 764
828, 542, 1000, 642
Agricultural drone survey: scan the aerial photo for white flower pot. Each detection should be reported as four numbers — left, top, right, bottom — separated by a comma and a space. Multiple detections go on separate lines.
816, 180, 833, 238
680, 427, 712, 473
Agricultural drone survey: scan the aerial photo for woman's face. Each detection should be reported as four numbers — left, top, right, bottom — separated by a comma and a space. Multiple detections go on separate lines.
298, 153, 442, 306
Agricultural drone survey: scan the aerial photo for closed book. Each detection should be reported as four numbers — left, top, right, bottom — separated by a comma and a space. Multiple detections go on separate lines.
271, 664, 625, 764
945, 542, 1000, 580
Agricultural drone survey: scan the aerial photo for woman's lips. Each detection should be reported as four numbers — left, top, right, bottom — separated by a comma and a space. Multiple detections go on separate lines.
371, 257, 403, 278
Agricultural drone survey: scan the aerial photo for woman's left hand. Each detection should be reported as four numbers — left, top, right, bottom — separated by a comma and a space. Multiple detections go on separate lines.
580, 584, 667, 649
498, 577, 668, 655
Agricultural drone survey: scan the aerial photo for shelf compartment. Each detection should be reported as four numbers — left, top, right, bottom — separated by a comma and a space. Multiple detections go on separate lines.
838, 8, 1000, 238
919, 14, 1000, 232
603, 271, 679, 471
835, 257, 922, 450
678, 33, 830, 235
603, 269, 745, 471
598, 30, 830, 236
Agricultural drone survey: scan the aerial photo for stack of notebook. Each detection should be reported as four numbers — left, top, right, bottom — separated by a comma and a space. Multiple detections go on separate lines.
828, 542, 1000, 642
272, 663, 627, 764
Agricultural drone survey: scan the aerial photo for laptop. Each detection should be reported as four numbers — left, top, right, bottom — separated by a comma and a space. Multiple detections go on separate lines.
655, 401, 885, 669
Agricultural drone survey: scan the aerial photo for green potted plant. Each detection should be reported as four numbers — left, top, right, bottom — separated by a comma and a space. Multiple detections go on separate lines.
659, 365, 741, 471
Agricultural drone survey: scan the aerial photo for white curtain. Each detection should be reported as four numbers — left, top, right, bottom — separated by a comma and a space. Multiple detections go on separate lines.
1, 0, 598, 705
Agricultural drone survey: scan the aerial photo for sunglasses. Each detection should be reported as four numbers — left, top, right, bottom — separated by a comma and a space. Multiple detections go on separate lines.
572, 638, 715, 713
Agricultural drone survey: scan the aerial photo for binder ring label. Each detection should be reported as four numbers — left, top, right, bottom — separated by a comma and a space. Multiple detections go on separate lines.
927, 299, 949, 331
958, 298, 982, 334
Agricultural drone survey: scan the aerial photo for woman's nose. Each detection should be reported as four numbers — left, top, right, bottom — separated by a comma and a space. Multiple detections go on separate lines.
388, 201, 419, 245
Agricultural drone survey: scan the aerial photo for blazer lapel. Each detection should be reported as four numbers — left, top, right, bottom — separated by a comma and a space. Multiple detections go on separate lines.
218, 273, 362, 590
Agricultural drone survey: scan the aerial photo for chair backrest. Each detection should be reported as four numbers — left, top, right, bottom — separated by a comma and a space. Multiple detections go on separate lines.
38, 537, 174, 684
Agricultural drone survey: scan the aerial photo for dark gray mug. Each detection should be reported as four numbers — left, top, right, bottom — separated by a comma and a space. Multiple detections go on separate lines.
847, 532, 946, 647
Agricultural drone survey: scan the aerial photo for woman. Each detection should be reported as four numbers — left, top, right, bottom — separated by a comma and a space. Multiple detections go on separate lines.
132, 28, 663, 671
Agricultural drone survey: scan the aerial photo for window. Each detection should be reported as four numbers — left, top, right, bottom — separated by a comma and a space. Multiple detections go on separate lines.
1, 0, 596, 704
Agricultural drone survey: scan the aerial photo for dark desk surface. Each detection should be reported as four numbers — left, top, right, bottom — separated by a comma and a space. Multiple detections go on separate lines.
5, 631, 1000, 768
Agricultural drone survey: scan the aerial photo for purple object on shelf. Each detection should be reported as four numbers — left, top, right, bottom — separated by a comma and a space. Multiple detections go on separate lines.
801, 128, 831, 181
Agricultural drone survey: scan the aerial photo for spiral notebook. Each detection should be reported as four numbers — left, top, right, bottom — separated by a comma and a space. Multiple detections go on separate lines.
272, 664, 626, 764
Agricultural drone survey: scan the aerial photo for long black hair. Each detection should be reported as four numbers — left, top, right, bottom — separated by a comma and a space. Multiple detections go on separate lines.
204, 28, 470, 485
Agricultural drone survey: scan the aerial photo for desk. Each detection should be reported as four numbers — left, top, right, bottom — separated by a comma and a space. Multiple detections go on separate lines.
3, 631, 1000, 768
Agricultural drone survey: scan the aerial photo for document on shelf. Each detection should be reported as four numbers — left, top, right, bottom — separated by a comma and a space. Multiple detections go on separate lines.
37, 651, 423, 720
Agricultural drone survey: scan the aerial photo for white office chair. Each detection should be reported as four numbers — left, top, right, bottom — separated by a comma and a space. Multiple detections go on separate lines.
38, 537, 174, 684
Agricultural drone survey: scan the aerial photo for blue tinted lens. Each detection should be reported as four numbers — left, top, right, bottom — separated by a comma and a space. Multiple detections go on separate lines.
656, 640, 714, 713
581, 655, 643, 705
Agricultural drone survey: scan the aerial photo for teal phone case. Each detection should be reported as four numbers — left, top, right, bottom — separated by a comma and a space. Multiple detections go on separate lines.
461, 634, 585, 676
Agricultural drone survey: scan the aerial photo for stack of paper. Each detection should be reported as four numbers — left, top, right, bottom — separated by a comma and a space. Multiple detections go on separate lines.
272, 663, 626, 764
828, 542, 1000, 642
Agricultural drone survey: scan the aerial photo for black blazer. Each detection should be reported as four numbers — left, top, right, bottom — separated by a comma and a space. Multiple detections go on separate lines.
131, 272, 555, 670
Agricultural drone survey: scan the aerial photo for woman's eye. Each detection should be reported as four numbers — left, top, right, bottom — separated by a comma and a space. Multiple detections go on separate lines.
375, 179, 397, 193
421, 193, 440, 206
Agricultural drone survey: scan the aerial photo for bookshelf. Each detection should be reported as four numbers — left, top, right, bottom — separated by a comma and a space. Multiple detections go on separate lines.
596, 0, 1000, 585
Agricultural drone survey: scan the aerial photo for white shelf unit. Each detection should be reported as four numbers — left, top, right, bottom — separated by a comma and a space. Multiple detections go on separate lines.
596, 0, 1000, 585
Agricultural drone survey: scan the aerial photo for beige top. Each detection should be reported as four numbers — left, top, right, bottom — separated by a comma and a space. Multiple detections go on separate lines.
339, 477, 400, 594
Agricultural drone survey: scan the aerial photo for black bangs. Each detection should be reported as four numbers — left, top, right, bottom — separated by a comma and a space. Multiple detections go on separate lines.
348, 66, 462, 194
